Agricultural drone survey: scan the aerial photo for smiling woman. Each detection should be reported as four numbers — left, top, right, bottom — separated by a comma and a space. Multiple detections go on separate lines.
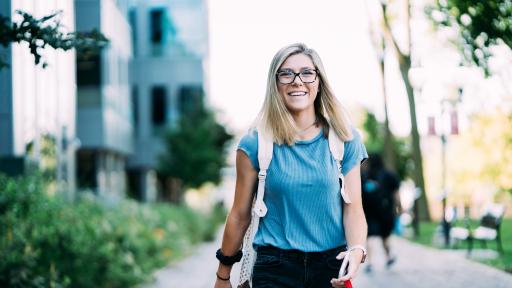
214, 43, 368, 288
276, 54, 320, 119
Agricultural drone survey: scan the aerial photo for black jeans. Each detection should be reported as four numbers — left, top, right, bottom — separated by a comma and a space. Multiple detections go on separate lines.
252, 245, 347, 288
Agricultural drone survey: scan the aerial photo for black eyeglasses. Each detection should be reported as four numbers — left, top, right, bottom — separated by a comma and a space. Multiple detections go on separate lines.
276, 69, 318, 84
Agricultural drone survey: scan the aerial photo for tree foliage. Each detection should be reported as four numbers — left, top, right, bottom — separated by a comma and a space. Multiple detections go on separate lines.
0, 10, 108, 69
451, 111, 512, 198
0, 174, 226, 287
158, 108, 233, 190
428, 0, 512, 75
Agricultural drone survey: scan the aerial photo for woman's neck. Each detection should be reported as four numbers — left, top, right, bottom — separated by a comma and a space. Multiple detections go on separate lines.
292, 111, 320, 140
292, 110, 316, 130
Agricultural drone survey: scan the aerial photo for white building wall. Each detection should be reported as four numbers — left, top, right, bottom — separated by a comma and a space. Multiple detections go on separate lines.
75, 0, 133, 199
76, 0, 133, 154
0, 0, 77, 193
101, 0, 133, 154
11, 0, 77, 155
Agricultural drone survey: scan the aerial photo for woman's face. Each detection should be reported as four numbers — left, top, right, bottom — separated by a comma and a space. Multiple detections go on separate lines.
277, 53, 319, 115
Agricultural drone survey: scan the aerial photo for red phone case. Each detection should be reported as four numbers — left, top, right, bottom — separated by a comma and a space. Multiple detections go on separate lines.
344, 279, 353, 288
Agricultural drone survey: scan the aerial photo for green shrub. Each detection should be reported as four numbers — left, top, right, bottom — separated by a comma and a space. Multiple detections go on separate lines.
0, 174, 226, 287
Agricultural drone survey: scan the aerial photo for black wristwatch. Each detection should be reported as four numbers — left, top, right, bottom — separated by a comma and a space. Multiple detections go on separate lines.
216, 249, 243, 265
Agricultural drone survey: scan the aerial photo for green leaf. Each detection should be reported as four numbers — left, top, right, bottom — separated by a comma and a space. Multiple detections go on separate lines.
0, 10, 109, 70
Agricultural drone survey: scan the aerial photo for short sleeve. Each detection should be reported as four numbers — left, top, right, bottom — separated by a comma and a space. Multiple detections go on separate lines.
341, 127, 368, 175
237, 130, 260, 170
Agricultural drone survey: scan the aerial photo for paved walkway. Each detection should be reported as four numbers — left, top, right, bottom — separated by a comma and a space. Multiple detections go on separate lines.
144, 229, 512, 288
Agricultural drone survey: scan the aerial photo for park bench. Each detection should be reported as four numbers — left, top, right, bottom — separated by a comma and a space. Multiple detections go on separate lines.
450, 203, 505, 255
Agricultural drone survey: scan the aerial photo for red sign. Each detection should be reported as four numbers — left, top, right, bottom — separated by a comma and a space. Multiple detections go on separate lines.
428, 116, 436, 136
450, 110, 459, 135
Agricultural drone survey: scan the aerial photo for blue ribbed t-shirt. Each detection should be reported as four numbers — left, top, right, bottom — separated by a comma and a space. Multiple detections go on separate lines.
237, 127, 368, 252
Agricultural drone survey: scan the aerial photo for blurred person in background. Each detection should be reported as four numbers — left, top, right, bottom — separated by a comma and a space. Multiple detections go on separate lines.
361, 153, 401, 272
214, 43, 368, 288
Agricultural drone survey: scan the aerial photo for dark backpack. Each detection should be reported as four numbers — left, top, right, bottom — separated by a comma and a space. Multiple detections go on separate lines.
362, 170, 399, 219
361, 176, 385, 218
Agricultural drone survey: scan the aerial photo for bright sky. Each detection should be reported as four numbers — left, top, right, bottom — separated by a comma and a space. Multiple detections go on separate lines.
207, 0, 413, 136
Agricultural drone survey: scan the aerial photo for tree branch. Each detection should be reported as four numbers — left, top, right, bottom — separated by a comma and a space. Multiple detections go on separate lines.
0, 10, 109, 69
379, 2, 409, 61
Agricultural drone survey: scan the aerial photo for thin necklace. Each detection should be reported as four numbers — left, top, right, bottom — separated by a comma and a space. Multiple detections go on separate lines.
298, 119, 318, 134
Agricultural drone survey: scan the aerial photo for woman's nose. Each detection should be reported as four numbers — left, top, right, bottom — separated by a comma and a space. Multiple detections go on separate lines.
291, 75, 303, 86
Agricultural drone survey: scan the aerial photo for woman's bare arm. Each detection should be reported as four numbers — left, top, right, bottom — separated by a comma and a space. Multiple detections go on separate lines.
332, 164, 367, 284
343, 164, 368, 253
215, 150, 258, 282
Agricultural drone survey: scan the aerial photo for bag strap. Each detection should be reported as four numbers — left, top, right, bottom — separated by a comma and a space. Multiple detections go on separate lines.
328, 127, 351, 203
255, 126, 351, 210
254, 125, 273, 217
237, 127, 274, 287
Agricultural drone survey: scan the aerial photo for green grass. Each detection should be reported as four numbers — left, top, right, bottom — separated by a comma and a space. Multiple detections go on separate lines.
404, 219, 512, 273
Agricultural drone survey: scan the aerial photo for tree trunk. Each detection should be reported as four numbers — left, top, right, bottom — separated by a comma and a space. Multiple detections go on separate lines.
164, 177, 184, 204
379, 0, 431, 222
397, 54, 431, 221
363, 0, 397, 172
379, 54, 397, 171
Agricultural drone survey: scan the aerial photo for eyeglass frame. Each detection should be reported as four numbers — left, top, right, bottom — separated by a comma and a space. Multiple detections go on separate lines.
275, 69, 319, 84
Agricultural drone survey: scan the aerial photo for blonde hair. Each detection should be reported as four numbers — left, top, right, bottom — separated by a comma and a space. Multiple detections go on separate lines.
255, 43, 353, 145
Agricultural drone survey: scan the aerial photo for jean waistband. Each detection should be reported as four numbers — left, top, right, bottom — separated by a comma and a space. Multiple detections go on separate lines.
256, 245, 347, 260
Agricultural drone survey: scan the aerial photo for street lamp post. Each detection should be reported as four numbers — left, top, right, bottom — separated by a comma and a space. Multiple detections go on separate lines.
429, 88, 461, 247
440, 111, 449, 247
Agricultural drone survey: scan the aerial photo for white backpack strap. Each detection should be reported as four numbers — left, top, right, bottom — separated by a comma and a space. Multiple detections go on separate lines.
238, 126, 273, 286
328, 127, 351, 204
254, 126, 273, 217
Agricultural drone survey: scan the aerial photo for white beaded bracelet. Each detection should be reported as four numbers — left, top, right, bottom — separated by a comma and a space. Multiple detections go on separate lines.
338, 245, 368, 278
348, 245, 367, 263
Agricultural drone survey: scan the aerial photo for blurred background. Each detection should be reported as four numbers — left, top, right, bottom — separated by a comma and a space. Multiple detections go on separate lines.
0, 0, 511, 287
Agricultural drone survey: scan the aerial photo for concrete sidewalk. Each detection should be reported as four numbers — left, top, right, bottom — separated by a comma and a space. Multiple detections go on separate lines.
143, 230, 512, 288
352, 237, 512, 288
143, 229, 224, 288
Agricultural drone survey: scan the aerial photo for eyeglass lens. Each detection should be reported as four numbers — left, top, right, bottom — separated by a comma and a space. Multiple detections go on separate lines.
277, 69, 317, 84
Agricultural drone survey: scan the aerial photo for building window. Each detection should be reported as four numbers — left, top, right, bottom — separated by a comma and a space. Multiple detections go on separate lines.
150, 9, 165, 44
77, 150, 97, 190
128, 8, 137, 56
77, 52, 102, 108
77, 53, 101, 86
131, 86, 139, 135
178, 86, 203, 115
151, 86, 167, 126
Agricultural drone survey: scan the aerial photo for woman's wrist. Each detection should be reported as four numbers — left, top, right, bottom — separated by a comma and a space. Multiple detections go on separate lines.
349, 249, 364, 263
216, 272, 230, 281
217, 263, 232, 280
348, 244, 367, 263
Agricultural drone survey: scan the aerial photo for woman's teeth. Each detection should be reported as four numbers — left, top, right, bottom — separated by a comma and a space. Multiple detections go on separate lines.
288, 92, 307, 96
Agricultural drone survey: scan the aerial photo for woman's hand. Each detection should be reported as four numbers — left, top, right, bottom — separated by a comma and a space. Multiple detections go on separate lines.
214, 278, 232, 288
330, 249, 363, 288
